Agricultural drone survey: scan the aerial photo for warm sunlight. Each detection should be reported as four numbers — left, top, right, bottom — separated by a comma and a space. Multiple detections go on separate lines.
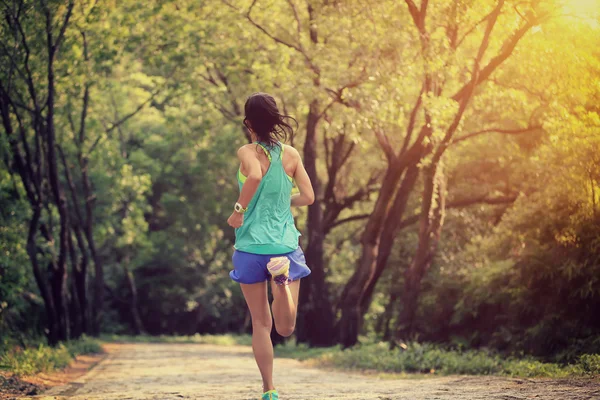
1, 0, 599, 398
562, 0, 600, 25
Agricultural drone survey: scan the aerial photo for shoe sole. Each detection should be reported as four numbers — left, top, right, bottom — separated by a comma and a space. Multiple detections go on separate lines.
267, 257, 290, 276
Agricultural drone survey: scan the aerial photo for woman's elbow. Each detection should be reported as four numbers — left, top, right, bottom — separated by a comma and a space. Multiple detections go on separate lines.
247, 173, 263, 184
306, 193, 315, 205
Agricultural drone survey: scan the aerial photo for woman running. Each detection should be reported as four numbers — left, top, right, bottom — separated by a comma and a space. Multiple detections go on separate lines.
227, 92, 314, 400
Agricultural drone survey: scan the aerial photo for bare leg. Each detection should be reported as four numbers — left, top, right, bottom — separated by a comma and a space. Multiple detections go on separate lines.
271, 279, 301, 337
240, 282, 275, 392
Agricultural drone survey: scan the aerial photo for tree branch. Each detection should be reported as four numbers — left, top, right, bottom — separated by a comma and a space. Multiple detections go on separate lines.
429, 1, 505, 166
452, 10, 539, 102
490, 77, 548, 103
78, 30, 91, 147
87, 87, 163, 155
4, 5, 40, 111
246, 0, 301, 52
286, 0, 302, 42
398, 193, 518, 230
405, 0, 422, 30
451, 125, 542, 145
328, 213, 371, 230
323, 171, 380, 235
244, 0, 320, 77
58, 145, 85, 227
374, 128, 395, 164
456, 9, 494, 49
400, 84, 424, 155
52, 1, 75, 57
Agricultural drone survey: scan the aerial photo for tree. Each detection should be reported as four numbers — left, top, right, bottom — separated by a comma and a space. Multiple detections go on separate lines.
222, 0, 383, 346
336, 0, 554, 347
1, 0, 76, 344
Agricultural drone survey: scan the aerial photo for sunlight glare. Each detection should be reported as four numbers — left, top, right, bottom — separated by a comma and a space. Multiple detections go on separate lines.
561, 0, 600, 26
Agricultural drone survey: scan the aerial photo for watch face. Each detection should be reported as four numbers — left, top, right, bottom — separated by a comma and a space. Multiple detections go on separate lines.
235, 203, 241, 212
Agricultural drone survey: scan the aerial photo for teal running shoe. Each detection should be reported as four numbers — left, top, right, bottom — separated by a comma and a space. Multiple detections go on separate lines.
261, 389, 279, 400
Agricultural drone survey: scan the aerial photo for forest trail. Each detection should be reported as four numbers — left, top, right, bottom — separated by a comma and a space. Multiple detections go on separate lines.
22, 343, 600, 400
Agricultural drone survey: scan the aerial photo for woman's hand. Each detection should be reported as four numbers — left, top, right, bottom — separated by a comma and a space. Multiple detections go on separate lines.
227, 211, 244, 228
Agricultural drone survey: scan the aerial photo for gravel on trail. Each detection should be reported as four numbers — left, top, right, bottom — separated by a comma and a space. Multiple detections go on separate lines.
18, 343, 600, 400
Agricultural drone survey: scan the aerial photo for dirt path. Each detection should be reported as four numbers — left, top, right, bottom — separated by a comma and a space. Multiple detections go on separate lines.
1, 353, 105, 400
21, 343, 600, 400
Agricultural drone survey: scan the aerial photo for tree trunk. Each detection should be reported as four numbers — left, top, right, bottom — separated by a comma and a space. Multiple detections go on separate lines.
66, 227, 83, 338
123, 254, 145, 335
0, 88, 61, 344
359, 165, 420, 317
336, 163, 407, 347
67, 247, 82, 339
46, 48, 70, 342
380, 281, 401, 342
396, 164, 446, 339
296, 99, 336, 347
27, 207, 60, 345
79, 157, 103, 336
60, 154, 90, 335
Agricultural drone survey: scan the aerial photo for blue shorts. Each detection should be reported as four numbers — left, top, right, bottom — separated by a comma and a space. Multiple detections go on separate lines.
230, 246, 311, 284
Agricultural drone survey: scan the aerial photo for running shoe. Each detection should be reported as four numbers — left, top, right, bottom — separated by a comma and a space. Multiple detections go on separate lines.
261, 389, 279, 400
267, 256, 290, 285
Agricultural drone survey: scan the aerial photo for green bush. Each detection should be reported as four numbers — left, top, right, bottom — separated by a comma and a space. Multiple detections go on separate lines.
1, 344, 72, 376
502, 359, 572, 378
64, 335, 104, 356
276, 341, 600, 378
577, 354, 600, 375
318, 342, 504, 375
275, 341, 341, 361
0, 335, 103, 376
100, 333, 252, 346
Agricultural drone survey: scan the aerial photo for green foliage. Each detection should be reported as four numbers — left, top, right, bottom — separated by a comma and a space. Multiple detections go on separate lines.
64, 336, 104, 357
275, 341, 341, 361
0, 171, 42, 342
410, 136, 600, 357
276, 341, 600, 378
1, 0, 599, 367
502, 359, 574, 378
0, 344, 72, 376
100, 333, 252, 346
0, 336, 103, 376
577, 354, 600, 376
318, 342, 504, 375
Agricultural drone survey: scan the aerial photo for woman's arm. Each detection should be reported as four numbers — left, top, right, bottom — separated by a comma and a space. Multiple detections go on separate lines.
227, 146, 262, 228
290, 147, 315, 207
236, 146, 263, 208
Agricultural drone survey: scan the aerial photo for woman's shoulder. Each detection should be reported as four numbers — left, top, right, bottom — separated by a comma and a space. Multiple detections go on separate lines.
237, 143, 259, 157
282, 143, 300, 158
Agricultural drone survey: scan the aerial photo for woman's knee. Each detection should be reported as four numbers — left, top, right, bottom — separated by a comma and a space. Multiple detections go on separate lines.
275, 324, 295, 337
252, 316, 272, 332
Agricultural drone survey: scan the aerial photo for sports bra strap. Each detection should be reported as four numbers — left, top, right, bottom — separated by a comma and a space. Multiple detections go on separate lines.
255, 142, 272, 162
254, 141, 284, 162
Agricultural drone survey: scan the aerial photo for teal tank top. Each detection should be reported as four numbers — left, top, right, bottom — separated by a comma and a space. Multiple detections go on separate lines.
234, 141, 301, 255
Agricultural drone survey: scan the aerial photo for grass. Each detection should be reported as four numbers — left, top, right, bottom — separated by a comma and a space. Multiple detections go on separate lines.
99, 333, 252, 346
0, 333, 249, 377
4, 333, 597, 379
274, 341, 600, 378
0, 335, 103, 376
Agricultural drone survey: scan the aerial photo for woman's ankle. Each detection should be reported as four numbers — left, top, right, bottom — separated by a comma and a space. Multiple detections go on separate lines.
263, 383, 276, 392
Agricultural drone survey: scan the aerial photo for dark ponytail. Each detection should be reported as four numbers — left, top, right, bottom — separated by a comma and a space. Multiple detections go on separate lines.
243, 92, 297, 148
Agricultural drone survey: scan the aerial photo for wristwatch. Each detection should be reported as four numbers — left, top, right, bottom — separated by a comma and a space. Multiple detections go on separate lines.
234, 202, 248, 214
